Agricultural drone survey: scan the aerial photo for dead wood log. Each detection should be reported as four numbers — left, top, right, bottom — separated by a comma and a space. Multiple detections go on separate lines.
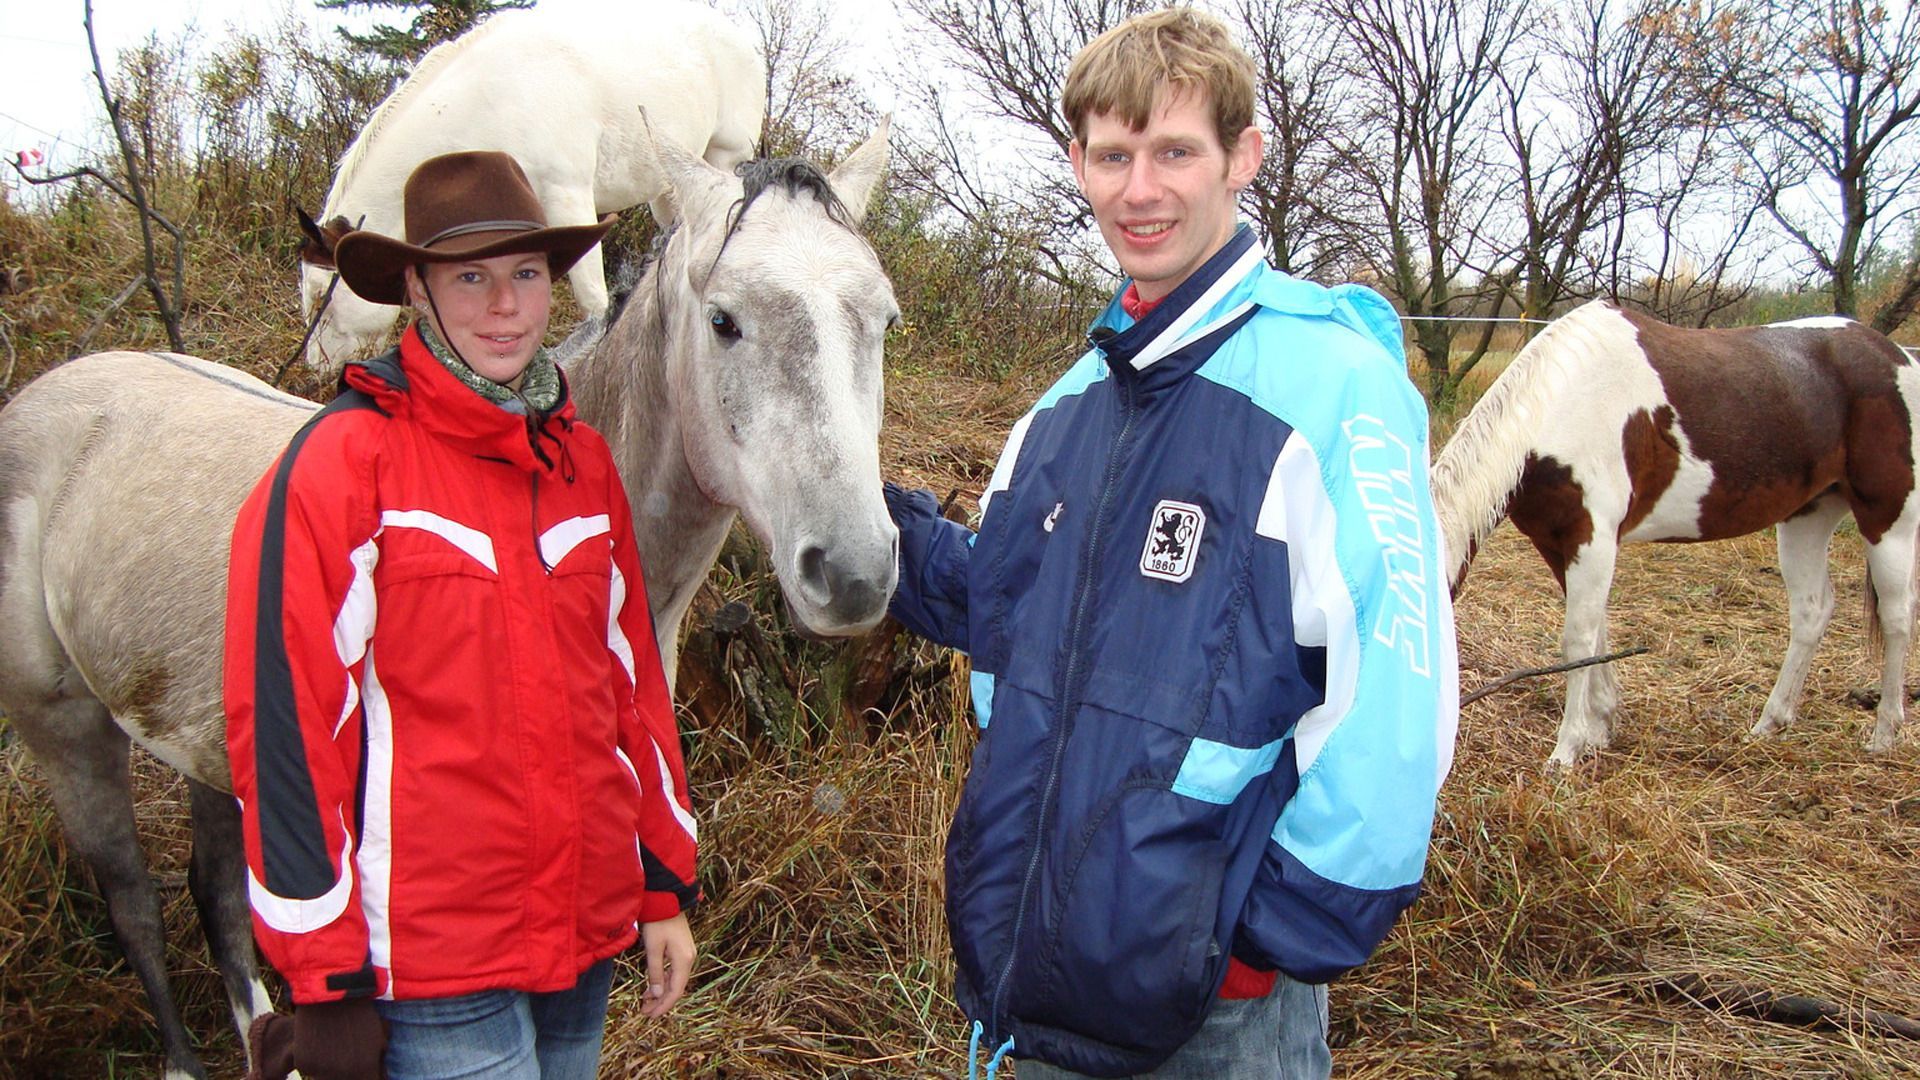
836, 618, 904, 741
1653, 972, 1920, 1039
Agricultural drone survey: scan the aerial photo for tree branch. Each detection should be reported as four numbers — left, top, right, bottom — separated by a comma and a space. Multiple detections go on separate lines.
71, 275, 150, 358
84, 0, 188, 354
1460, 646, 1649, 706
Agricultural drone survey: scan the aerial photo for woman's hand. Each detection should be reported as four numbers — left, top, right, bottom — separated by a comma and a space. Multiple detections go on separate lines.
639, 912, 695, 1017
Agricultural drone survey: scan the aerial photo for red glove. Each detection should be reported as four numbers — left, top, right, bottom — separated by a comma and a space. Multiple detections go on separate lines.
247, 999, 387, 1080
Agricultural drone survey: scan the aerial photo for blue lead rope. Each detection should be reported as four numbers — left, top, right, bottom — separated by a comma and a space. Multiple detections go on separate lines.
967, 1020, 1016, 1080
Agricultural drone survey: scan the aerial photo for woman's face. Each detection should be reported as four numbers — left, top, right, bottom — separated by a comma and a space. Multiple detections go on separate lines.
406, 253, 553, 386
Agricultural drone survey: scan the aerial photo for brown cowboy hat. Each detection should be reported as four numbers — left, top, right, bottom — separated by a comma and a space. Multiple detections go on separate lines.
332, 150, 616, 305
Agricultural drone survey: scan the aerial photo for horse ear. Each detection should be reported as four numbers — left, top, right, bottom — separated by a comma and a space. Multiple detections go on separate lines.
638, 106, 732, 227
826, 115, 891, 227
296, 207, 342, 270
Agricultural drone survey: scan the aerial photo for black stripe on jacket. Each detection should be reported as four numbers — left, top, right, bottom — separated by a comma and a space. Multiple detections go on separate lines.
253, 386, 385, 899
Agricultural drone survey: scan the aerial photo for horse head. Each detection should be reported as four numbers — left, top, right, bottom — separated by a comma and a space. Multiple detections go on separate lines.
296, 210, 391, 371
641, 114, 899, 637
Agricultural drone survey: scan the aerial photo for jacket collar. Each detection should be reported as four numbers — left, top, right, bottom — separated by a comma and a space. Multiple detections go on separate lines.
1089, 225, 1262, 381
342, 323, 577, 472
1087, 225, 1350, 390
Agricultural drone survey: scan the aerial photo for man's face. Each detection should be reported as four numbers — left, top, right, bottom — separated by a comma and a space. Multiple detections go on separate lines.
1070, 89, 1263, 304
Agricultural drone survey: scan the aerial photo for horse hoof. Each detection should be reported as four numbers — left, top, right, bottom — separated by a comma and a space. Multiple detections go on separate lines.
1545, 745, 1588, 769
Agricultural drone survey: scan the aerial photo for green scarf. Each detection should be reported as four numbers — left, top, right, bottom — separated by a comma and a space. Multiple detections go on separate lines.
416, 319, 561, 415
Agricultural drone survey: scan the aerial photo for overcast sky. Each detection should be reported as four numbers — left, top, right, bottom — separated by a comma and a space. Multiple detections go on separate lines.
0, 0, 905, 176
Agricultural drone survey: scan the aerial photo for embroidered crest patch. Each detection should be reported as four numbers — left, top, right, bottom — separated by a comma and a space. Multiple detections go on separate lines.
1140, 499, 1204, 582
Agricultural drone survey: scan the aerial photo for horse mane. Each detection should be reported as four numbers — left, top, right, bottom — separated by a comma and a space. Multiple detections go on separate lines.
1432, 300, 1616, 584
323, 18, 501, 212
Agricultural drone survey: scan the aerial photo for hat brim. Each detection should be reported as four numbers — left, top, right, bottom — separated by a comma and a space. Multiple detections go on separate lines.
333, 214, 618, 306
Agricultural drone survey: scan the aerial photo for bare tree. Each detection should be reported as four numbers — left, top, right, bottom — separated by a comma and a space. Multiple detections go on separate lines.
1616, 126, 1765, 325
730, 0, 876, 157
904, 0, 1148, 155
1232, 0, 1353, 280
1322, 0, 1532, 401
1710, 0, 1920, 329
895, 0, 1149, 277
1497, 0, 1713, 324
10, 1, 190, 355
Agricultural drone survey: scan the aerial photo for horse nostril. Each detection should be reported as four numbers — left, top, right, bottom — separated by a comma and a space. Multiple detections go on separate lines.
798, 544, 830, 593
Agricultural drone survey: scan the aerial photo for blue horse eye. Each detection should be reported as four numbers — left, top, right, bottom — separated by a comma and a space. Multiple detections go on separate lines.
710, 311, 741, 340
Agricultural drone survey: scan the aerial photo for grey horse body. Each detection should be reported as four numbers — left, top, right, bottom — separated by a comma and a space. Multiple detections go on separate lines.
0, 353, 311, 1078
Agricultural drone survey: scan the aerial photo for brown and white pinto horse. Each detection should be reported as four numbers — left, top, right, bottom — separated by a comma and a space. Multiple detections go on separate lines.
1434, 300, 1920, 765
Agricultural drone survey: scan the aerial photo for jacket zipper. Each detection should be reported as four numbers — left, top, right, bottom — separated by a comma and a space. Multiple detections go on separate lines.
531, 471, 554, 573
986, 365, 1140, 1044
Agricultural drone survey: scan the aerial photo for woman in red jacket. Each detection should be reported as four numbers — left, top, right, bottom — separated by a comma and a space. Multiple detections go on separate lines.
227, 150, 697, 1080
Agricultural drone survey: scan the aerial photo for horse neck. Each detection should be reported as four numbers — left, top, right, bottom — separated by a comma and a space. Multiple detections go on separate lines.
565, 252, 736, 681
322, 31, 475, 216
1431, 319, 1585, 588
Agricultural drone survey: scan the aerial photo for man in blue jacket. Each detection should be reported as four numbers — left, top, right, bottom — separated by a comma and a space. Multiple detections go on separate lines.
886, 9, 1459, 1078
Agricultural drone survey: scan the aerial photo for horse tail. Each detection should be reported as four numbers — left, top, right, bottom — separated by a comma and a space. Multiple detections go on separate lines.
1431, 301, 1610, 595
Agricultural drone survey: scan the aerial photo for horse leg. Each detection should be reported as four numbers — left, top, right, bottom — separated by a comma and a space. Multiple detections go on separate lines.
1749, 497, 1847, 740
186, 778, 274, 1057
567, 245, 611, 317
1862, 522, 1918, 752
1586, 594, 1619, 727
10, 698, 209, 1080
546, 188, 610, 316
1550, 539, 1620, 767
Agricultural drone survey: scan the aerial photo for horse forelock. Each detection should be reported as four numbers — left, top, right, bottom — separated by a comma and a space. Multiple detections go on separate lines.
739, 158, 853, 225
1433, 301, 1628, 579
713, 158, 861, 264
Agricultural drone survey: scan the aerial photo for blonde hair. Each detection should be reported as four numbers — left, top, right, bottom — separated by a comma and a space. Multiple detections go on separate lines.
1062, 8, 1257, 150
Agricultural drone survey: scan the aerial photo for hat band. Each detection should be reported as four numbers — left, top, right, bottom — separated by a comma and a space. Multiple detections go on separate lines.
421, 219, 544, 248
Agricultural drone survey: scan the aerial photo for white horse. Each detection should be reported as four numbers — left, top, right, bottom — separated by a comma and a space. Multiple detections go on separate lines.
0, 123, 897, 1079
1435, 301, 1920, 766
299, 1, 765, 370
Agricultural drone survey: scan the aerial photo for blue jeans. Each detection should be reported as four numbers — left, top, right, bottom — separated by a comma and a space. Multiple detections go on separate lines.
1016, 973, 1331, 1079
375, 959, 616, 1080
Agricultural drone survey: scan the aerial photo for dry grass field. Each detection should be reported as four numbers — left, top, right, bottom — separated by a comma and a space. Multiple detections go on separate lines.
3, 348, 1918, 1079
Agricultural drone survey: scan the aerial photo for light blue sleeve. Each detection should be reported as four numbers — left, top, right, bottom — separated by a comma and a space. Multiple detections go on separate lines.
1232, 312, 1459, 982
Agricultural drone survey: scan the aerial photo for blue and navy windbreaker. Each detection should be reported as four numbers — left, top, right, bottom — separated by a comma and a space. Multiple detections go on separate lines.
887, 227, 1459, 1076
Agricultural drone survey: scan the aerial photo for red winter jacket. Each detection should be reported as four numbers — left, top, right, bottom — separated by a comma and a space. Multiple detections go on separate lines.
224, 325, 695, 1004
